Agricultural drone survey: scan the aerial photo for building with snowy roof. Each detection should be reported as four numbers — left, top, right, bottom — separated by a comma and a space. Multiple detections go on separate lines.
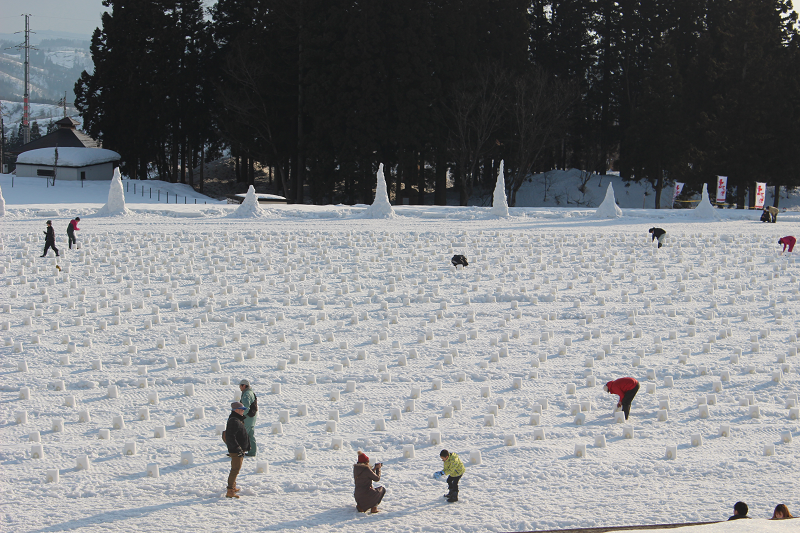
12, 117, 101, 154
15, 147, 121, 181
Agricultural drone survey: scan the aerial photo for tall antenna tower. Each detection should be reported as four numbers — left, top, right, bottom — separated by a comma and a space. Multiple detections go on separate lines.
15, 14, 35, 145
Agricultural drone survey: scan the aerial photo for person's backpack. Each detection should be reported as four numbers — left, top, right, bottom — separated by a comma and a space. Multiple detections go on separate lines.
247, 394, 258, 417
451, 254, 468, 267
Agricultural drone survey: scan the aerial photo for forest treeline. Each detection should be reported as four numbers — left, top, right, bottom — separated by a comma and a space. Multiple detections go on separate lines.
74, 0, 800, 207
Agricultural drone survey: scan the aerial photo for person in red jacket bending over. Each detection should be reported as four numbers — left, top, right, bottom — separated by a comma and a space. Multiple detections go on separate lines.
778, 236, 795, 253
604, 377, 640, 420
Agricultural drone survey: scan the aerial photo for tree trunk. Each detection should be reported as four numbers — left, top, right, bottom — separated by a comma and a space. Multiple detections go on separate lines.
295, 2, 305, 205
188, 147, 194, 188
234, 151, 241, 183
199, 144, 204, 194
417, 151, 425, 205
434, 148, 447, 206
654, 167, 662, 209
773, 184, 780, 208
180, 138, 187, 184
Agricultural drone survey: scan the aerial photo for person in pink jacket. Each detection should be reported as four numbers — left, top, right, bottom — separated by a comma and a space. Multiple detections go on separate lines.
67, 217, 80, 249
778, 236, 795, 253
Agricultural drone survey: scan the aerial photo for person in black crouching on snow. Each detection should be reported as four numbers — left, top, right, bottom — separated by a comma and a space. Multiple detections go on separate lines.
648, 227, 666, 248
353, 451, 385, 513
41, 220, 59, 257
224, 401, 250, 498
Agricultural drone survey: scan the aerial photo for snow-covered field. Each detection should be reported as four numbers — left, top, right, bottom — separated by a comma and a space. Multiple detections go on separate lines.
1, 177, 799, 533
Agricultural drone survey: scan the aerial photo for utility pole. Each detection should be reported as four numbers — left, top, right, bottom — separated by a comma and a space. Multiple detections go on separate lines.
1, 110, 5, 174
58, 92, 70, 118
14, 14, 35, 145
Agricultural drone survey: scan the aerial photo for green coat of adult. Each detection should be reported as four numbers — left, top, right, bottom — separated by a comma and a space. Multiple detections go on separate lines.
240, 387, 257, 457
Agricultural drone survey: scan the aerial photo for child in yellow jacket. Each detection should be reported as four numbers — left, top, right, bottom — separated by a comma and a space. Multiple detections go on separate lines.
434, 449, 465, 502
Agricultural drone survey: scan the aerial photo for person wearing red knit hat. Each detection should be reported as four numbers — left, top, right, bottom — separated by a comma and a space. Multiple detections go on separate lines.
604, 377, 640, 420
353, 451, 385, 513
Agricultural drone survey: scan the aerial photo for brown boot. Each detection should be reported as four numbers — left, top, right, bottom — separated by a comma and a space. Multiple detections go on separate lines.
370, 507, 379, 513
226, 488, 239, 498
232, 485, 241, 492
356, 505, 366, 513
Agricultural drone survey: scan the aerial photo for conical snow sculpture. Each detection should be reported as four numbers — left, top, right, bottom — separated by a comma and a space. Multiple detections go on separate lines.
0, 185, 5, 216
490, 160, 509, 217
230, 185, 265, 218
95, 168, 130, 216
364, 163, 395, 218
595, 183, 622, 218
693, 183, 719, 220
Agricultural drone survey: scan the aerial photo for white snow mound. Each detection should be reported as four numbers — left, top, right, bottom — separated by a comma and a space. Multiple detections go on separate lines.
95, 168, 130, 216
230, 185, 265, 218
595, 183, 623, 218
693, 183, 720, 220
364, 163, 395, 218
490, 160, 509, 216
0, 184, 5, 216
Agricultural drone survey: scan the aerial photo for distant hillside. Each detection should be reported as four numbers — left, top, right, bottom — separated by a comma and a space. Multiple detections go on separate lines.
0, 37, 92, 102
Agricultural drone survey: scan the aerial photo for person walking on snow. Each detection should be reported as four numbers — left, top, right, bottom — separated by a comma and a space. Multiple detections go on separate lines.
778, 236, 795, 253
41, 220, 59, 257
238, 379, 257, 457
67, 217, 80, 249
353, 452, 385, 513
224, 401, 250, 498
648, 227, 666, 248
435, 449, 465, 502
604, 377, 640, 420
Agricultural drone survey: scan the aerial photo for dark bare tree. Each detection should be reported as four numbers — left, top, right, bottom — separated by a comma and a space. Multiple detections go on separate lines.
506, 67, 577, 206
215, 40, 292, 197
438, 63, 508, 206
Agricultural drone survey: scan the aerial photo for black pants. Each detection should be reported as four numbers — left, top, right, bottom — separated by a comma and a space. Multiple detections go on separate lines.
447, 474, 462, 499
42, 242, 59, 257
67, 231, 76, 249
621, 383, 640, 420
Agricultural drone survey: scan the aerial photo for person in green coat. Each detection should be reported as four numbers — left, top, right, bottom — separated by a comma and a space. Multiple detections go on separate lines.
435, 449, 465, 502
239, 379, 257, 457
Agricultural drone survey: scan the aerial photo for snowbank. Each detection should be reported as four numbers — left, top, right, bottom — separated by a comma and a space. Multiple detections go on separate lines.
0, 184, 5, 216
17, 147, 121, 167
364, 163, 395, 218
595, 183, 623, 218
94, 167, 130, 216
490, 160, 509, 216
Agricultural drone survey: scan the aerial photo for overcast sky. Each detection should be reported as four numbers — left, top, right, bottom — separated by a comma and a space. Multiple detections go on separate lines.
0, 1, 214, 40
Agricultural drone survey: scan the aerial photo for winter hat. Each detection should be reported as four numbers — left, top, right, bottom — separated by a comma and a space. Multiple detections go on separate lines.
231, 401, 245, 411
357, 451, 369, 464
239, 379, 250, 386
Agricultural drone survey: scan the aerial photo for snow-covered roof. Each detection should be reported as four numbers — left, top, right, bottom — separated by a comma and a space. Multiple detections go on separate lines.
17, 147, 121, 167
234, 192, 287, 201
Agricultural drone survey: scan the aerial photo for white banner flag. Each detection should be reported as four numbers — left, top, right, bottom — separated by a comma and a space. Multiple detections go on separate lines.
673, 182, 684, 199
716, 176, 727, 203
755, 182, 767, 209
